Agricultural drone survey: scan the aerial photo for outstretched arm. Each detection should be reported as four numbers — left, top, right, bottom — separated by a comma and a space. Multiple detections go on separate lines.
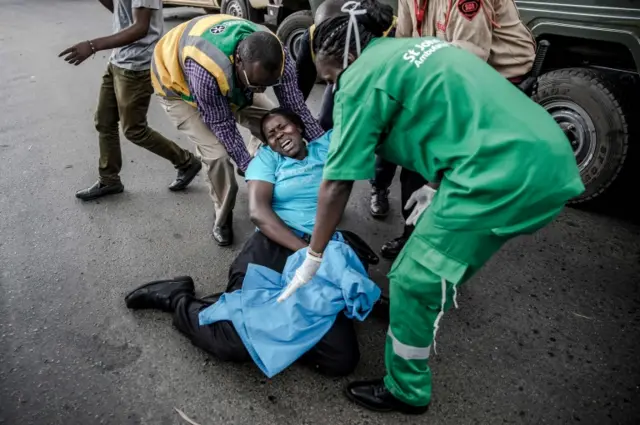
186, 60, 252, 171
274, 49, 325, 141
276, 88, 398, 302
308, 180, 353, 253
91, 7, 153, 51
59, 6, 153, 65
308, 88, 400, 252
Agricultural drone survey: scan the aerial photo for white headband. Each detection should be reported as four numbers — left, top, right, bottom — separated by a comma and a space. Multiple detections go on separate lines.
341, 1, 367, 68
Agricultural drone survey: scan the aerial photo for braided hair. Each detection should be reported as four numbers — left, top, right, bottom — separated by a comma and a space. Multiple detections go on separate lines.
312, 0, 393, 63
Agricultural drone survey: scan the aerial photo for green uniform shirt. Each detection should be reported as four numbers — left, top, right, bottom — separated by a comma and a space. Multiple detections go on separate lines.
323, 37, 584, 232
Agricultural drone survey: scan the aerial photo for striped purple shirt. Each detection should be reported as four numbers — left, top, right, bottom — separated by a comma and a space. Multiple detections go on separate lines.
185, 48, 324, 171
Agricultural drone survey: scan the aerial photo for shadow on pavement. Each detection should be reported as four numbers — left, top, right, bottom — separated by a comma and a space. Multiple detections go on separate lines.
575, 148, 640, 226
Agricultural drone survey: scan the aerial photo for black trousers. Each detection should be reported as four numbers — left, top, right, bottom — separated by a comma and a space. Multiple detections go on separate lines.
171, 231, 360, 376
371, 159, 428, 221
318, 84, 334, 132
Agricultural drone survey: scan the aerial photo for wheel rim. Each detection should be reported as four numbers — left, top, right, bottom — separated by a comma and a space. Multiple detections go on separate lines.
542, 100, 597, 172
227, 0, 244, 17
286, 28, 307, 62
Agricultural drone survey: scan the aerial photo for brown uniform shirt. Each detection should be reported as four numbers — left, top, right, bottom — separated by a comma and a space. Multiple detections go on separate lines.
396, 0, 535, 78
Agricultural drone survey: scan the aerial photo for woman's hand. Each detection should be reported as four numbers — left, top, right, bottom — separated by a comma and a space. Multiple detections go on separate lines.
277, 251, 323, 302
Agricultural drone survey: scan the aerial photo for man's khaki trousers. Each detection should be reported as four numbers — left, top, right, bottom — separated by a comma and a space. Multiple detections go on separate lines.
158, 94, 275, 227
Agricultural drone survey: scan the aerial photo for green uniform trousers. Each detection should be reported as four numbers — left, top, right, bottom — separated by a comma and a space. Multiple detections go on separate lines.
383, 205, 564, 407
95, 63, 193, 185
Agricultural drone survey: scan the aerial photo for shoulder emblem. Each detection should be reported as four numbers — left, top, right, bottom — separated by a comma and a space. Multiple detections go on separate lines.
458, 0, 481, 21
210, 24, 226, 35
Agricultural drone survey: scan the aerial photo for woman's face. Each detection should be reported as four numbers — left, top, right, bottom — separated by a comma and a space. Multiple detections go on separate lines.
262, 114, 306, 159
315, 53, 345, 85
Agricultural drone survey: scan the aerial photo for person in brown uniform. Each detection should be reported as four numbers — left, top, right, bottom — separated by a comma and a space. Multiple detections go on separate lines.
397, 0, 535, 80
375, 0, 537, 260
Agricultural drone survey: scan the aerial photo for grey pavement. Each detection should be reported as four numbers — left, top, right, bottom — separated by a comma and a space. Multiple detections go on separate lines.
1, 1, 639, 424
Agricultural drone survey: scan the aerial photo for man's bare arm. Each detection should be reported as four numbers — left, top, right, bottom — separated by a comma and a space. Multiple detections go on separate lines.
309, 180, 353, 254
92, 7, 152, 51
60, 5, 152, 65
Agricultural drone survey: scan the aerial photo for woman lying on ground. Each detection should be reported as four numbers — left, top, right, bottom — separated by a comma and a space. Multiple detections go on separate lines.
124, 108, 378, 377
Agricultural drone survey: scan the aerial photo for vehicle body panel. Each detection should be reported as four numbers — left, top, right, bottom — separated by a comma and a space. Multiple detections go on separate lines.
516, 1, 640, 70
163, 0, 220, 8
249, 0, 270, 9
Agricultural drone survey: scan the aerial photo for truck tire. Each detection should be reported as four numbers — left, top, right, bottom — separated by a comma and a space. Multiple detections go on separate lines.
533, 68, 629, 204
276, 10, 313, 62
221, 0, 248, 19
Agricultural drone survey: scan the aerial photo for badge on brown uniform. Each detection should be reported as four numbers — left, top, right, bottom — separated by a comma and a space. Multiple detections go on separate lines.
458, 0, 481, 20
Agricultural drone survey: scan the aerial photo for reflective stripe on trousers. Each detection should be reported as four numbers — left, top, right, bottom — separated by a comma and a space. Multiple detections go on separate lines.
387, 328, 431, 360
387, 277, 459, 360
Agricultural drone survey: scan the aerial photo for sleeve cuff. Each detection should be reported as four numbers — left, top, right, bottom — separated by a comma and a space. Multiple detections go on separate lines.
322, 169, 375, 181
245, 176, 277, 184
133, 0, 161, 9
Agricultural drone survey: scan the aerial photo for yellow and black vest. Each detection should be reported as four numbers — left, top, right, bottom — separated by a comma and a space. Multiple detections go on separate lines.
151, 15, 282, 111
307, 16, 398, 61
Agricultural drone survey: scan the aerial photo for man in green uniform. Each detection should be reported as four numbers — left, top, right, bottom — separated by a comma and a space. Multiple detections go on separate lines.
276, 2, 585, 415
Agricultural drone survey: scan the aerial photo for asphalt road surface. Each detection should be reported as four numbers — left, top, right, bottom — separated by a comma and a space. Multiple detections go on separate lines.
1, 1, 639, 424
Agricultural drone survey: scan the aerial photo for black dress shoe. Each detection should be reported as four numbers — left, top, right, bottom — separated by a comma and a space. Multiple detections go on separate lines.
169, 158, 202, 191
370, 187, 390, 218
380, 226, 414, 260
212, 212, 233, 246
75, 181, 124, 201
345, 379, 429, 414
124, 276, 195, 312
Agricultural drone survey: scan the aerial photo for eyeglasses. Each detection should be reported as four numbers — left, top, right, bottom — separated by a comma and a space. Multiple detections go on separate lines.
241, 67, 282, 92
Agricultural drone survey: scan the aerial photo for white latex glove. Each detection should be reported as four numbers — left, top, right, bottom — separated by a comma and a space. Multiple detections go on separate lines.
404, 185, 437, 226
277, 251, 323, 302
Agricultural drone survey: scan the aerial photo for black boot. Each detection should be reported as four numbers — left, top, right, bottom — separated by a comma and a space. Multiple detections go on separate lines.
75, 180, 124, 201
212, 212, 233, 246
380, 226, 413, 260
370, 187, 390, 218
169, 158, 202, 191
124, 276, 195, 312
345, 379, 429, 414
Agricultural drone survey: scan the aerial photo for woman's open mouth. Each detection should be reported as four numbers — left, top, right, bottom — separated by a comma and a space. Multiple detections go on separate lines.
281, 139, 294, 152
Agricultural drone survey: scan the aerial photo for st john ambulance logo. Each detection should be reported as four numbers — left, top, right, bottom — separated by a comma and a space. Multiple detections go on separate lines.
210, 25, 226, 34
